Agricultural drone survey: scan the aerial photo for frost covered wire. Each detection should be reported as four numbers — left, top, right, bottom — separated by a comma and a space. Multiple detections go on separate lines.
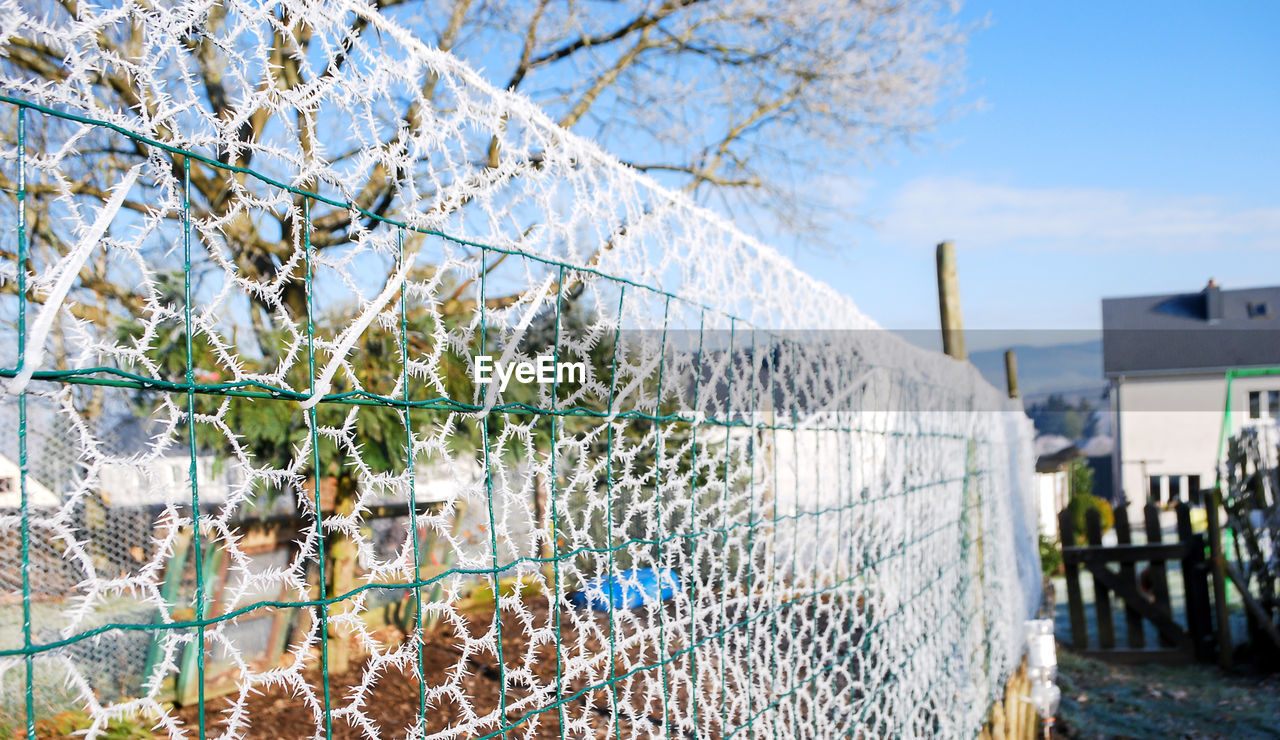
0, 2, 1038, 738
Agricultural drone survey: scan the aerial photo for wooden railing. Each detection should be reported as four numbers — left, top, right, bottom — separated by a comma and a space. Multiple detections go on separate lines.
1058, 502, 1214, 664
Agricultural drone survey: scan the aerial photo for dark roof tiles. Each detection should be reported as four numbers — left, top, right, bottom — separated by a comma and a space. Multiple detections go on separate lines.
1102, 284, 1280, 376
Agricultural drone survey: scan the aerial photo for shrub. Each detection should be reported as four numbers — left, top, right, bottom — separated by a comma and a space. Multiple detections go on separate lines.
1068, 458, 1095, 499
1034, 532, 1064, 578
1066, 493, 1114, 545
1039, 533, 1063, 578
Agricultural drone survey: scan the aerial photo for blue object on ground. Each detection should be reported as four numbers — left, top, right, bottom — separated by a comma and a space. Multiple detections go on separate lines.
569, 567, 680, 612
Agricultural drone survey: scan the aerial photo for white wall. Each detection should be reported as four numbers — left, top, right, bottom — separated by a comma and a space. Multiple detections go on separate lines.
0, 453, 60, 507
1115, 370, 1280, 517
1036, 470, 1068, 537
98, 456, 243, 507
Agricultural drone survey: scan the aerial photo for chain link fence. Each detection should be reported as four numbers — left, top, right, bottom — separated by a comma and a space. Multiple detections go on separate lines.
0, 2, 1038, 737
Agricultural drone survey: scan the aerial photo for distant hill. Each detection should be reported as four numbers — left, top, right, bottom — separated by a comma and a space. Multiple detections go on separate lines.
970, 339, 1106, 404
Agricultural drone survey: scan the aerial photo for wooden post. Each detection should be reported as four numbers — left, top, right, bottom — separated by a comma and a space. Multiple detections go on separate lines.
1144, 503, 1174, 648
1175, 503, 1213, 662
1004, 349, 1019, 399
936, 240, 967, 360
991, 684, 1008, 740
1205, 487, 1232, 667
1086, 509, 1116, 649
1024, 670, 1039, 740
1058, 509, 1088, 650
1113, 506, 1145, 648
1003, 660, 1019, 737
1017, 664, 1032, 739
1223, 561, 1280, 653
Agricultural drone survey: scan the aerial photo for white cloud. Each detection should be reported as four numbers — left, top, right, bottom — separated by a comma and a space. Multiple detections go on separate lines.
879, 176, 1280, 251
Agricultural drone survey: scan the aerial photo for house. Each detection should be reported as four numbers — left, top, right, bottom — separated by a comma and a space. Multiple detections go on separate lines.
1103, 280, 1280, 517
1035, 444, 1080, 536
0, 452, 61, 507
0, 400, 479, 511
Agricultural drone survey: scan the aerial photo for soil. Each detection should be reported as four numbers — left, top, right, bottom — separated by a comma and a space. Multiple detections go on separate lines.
1051, 648, 1280, 740
15, 593, 847, 739
176, 596, 703, 739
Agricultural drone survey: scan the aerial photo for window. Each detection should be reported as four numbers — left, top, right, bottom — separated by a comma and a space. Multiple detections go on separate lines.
1250, 391, 1262, 419
1188, 475, 1201, 506
1148, 475, 1162, 503
1247, 301, 1270, 318
1271, 390, 1280, 419
1168, 475, 1182, 503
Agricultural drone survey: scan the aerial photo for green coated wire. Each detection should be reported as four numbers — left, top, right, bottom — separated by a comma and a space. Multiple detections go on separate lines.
0, 94, 763, 350
469, 572, 843, 740
477, 523, 980, 740
716, 319, 736, 736
602, 285, 626, 740
928, 557, 982, 739
0, 96, 989, 418
806, 423, 822, 739
840, 424, 860, 739
766, 334, 784, 740
1, 92, 1029, 740
16, 104, 36, 740
303, 197, 335, 739
0, 363, 976, 442
964, 392, 994, 697
785, 340, 803, 733
1215, 366, 1280, 478
652, 294, 673, 740
477, 249, 509, 738
0, 472, 967, 660
0, 491, 985, 739
0, 482, 978, 651
849, 500, 988, 730
741, 328, 760, 740
956, 434, 980, 730
686, 308, 706, 736
732, 551, 976, 740
181, 156, 210, 740
396, 227, 429, 729
824, 396, 848, 740
549, 265, 566, 738
486, 561, 890, 740
848, 404, 884, 729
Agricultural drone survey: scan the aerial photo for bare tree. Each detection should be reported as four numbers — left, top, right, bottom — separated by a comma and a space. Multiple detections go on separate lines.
0, 0, 970, 401
0, 0, 965, 674
423, 0, 966, 223
4, 0, 966, 265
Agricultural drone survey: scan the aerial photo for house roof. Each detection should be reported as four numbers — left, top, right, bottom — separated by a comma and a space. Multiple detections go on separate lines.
1102, 283, 1280, 377
1035, 444, 1081, 474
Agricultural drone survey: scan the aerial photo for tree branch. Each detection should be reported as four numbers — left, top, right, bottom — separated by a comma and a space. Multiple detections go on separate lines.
558, 30, 657, 129
526, 0, 704, 71
621, 162, 761, 189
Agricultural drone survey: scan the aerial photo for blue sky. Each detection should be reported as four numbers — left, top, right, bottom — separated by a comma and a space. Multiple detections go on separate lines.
783, 1, 1279, 348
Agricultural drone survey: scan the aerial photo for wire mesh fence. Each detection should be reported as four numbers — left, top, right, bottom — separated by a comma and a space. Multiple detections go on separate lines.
0, 2, 1038, 738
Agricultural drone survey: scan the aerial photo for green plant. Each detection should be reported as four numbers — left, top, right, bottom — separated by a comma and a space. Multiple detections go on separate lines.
1068, 458, 1095, 499
1039, 533, 1063, 578
1062, 458, 1112, 544
0, 710, 154, 740
1066, 493, 1114, 545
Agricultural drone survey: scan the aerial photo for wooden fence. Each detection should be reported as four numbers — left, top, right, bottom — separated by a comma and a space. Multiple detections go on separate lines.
1058, 502, 1214, 664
